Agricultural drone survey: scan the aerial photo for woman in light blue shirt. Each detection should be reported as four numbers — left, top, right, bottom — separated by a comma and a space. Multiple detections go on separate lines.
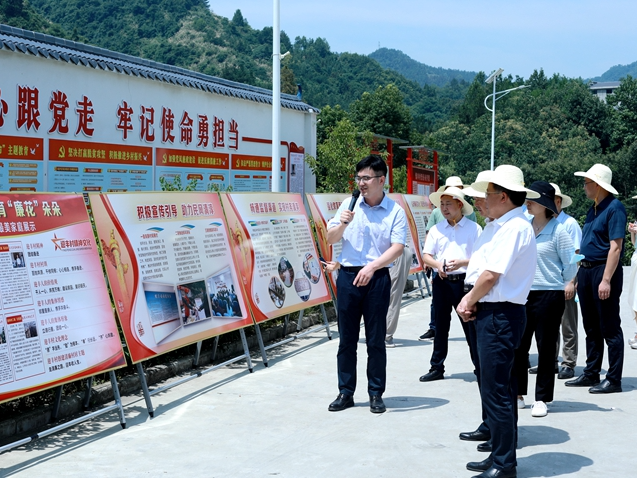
513, 181, 577, 418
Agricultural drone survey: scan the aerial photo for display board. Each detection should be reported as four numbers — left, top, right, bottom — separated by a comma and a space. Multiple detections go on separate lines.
0, 193, 126, 404
403, 194, 434, 251
388, 194, 425, 274
89, 191, 252, 363
220, 193, 331, 323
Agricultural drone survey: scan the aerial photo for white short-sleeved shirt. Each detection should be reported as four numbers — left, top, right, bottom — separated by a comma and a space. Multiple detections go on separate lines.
556, 210, 582, 251
422, 216, 482, 274
327, 193, 407, 267
465, 207, 537, 305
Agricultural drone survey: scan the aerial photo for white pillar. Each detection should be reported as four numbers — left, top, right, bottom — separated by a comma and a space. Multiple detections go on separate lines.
271, 0, 282, 192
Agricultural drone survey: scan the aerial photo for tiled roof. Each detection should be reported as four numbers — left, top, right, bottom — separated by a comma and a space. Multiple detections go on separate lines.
0, 24, 317, 113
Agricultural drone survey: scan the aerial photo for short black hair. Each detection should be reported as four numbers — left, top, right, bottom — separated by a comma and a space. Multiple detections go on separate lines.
356, 154, 387, 176
492, 183, 527, 207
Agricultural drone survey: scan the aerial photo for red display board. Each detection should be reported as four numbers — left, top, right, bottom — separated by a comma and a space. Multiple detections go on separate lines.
0, 193, 126, 404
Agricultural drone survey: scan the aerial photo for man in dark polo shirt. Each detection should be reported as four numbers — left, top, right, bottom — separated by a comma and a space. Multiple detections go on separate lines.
566, 164, 626, 393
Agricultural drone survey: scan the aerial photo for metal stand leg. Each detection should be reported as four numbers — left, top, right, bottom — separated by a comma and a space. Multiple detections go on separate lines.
296, 309, 304, 332
83, 377, 93, 410
211, 336, 219, 362
193, 340, 203, 366
254, 324, 269, 367
136, 362, 155, 418
320, 303, 332, 339
283, 314, 290, 338
239, 328, 254, 373
416, 272, 426, 298
109, 370, 127, 429
51, 385, 63, 421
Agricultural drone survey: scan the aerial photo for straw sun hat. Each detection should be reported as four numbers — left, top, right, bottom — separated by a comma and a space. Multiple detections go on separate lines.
470, 165, 540, 199
440, 176, 467, 191
429, 186, 474, 216
549, 183, 573, 208
463, 170, 493, 199
574, 164, 618, 195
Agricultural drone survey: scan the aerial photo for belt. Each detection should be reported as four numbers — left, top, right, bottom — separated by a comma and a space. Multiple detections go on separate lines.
476, 301, 519, 311
444, 273, 466, 282
341, 266, 363, 273
580, 260, 606, 269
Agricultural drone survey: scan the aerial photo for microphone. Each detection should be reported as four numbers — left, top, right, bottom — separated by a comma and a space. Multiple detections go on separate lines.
344, 190, 360, 224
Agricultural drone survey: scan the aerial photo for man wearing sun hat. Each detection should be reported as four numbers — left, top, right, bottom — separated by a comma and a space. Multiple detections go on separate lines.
550, 183, 583, 380
565, 164, 626, 394
419, 187, 482, 383
457, 165, 538, 478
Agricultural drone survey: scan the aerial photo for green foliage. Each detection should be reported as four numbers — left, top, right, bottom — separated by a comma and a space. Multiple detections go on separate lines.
159, 175, 198, 191
306, 119, 375, 193
392, 165, 407, 193
0, 0, 70, 38
369, 48, 476, 87
349, 84, 413, 141
607, 75, 637, 150
592, 60, 637, 82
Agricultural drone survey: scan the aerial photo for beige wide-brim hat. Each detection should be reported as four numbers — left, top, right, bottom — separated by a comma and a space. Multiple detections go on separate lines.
463, 170, 493, 198
549, 183, 573, 208
574, 164, 618, 195
470, 165, 540, 199
440, 176, 467, 191
429, 186, 474, 216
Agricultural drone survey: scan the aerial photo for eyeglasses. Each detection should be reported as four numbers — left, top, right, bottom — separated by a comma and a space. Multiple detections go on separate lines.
583, 181, 595, 187
354, 175, 383, 183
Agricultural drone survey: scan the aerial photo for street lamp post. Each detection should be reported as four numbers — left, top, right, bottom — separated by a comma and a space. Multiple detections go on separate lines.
484, 68, 528, 170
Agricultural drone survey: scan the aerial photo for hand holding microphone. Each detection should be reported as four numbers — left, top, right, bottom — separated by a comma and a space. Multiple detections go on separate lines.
342, 190, 360, 225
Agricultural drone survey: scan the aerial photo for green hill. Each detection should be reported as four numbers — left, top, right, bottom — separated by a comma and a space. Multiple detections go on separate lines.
592, 60, 637, 81
369, 48, 476, 87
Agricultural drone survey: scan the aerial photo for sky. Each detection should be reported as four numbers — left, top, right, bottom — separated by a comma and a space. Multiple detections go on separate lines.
209, 0, 637, 80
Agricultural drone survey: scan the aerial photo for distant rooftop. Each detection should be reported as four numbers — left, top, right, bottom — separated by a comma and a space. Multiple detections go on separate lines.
588, 81, 621, 90
0, 23, 317, 113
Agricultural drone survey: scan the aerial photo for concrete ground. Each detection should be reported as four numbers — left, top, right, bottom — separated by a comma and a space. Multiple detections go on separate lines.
1, 268, 637, 477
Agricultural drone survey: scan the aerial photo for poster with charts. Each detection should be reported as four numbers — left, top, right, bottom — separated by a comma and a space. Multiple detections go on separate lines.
89, 191, 252, 363
0, 193, 125, 404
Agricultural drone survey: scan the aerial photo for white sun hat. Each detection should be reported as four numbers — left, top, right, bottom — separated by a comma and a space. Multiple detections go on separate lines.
470, 165, 540, 199
574, 164, 618, 195
440, 176, 467, 191
463, 170, 493, 198
429, 186, 474, 216
549, 183, 573, 208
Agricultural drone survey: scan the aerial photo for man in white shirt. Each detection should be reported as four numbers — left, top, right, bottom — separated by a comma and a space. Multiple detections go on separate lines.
419, 187, 482, 382
457, 165, 538, 478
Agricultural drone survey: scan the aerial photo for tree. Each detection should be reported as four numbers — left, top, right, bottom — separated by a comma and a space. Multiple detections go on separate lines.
306, 118, 375, 193
349, 84, 412, 141
607, 75, 637, 150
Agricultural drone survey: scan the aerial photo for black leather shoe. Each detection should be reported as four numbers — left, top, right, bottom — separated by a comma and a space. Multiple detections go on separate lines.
558, 366, 574, 380
369, 395, 386, 413
459, 429, 491, 442
565, 374, 600, 387
419, 369, 444, 382
328, 393, 354, 411
467, 457, 493, 472
419, 329, 435, 340
589, 379, 622, 394
477, 441, 492, 452
471, 466, 517, 478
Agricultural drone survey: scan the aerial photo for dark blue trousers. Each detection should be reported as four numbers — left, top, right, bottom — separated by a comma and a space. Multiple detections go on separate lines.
577, 264, 624, 384
430, 274, 478, 372
336, 268, 391, 396
475, 304, 526, 472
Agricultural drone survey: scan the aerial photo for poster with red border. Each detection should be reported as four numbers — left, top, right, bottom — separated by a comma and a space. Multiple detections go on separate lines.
388, 194, 425, 274
403, 194, 433, 252
0, 193, 126, 404
89, 192, 253, 363
305, 193, 350, 295
220, 193, 331, 323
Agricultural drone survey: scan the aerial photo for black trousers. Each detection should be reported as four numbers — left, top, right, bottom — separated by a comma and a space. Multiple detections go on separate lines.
577, 264, 624, 384
336, 268, 391, 396
475, 303, 526, 472
430, 274, 477, 372
514, 290, 565, 402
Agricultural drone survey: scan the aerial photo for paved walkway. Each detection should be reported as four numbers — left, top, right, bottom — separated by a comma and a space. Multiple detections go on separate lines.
2, 269, 637, 477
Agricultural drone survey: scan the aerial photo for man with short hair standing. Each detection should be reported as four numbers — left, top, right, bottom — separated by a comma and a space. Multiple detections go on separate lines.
550, 183, 582, 380
326, 155, 407, 413
457, 165, 538, 478
565, 164, 626, 393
